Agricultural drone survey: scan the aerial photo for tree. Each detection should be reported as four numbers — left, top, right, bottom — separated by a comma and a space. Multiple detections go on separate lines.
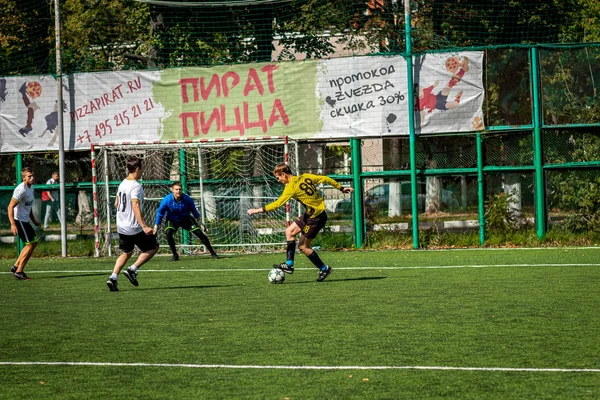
275, 0, 404, 60
61, 0, 150, 72
0, 0, 52, 75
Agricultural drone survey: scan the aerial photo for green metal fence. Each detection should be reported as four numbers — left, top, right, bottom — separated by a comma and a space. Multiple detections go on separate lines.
1, 1, 600, 256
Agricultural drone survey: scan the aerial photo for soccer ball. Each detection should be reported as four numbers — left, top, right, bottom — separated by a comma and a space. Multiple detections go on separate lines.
268, 268, 285, 284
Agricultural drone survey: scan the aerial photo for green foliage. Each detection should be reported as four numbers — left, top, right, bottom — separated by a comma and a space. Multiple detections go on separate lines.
0, 238, 95, 259
413, 0, 572, 51
365, 230, 413, 249
0, 0, 52, 75
4, 0, 600, 75
541, 47, 600, 126
485, 191, 521, 232
551, 170, 600, 233
544, 225, 600, 245
61, 0, 151, 72
312, 231, 354, 250
208, 149, 246, 177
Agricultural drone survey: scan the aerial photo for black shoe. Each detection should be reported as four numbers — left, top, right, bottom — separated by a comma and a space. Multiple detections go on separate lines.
211, 253, 219, 259
170, 255, 179, 262
10, 265, 17, 273
14, 271, 31, 280
123, 268, 139, 287
106, 278, 119, 291
274, 262, 294, 274
316, 266, 332, 282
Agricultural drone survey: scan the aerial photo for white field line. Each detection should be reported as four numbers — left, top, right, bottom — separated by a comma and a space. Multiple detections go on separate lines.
1, 263, 600, 275
0, 361, 598, 373
404, 246, 600, 252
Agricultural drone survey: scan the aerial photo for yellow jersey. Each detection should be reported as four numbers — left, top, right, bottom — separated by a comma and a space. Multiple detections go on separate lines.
264, 174, 343, 217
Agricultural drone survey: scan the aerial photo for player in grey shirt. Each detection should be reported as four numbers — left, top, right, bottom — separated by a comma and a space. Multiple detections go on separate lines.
8, 167, 42, 280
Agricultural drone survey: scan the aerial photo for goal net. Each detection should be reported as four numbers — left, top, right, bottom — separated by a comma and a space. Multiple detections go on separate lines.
91, 137, 298, 257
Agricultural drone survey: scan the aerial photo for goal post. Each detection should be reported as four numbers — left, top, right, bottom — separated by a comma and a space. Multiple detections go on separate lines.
91, 136, 298, 257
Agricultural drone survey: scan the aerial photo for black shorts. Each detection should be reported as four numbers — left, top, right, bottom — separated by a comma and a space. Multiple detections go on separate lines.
295, 212, 327, 239
166, 216, 200, 233
15, 220, 38, 244
119, 231, 159, 253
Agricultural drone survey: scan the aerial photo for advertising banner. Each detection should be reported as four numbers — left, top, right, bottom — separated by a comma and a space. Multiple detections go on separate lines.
0, 52, 484, 152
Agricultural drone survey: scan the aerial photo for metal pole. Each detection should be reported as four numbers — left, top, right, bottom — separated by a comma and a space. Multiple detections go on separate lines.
197, 146, 205, 224
91, 147, 99, 257
531, 47, 546, 239
476, 133, 485, 246
284, 137, 290, 226
350, 138, 363, 248
294, 139, 301, 217
54, 0, 67, 256
179, 149, 189, 250
103, 147, 112, 257
405, 0, 419, 248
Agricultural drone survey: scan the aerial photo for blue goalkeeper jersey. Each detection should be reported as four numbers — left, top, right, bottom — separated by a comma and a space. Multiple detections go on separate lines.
155, 193, 200, 225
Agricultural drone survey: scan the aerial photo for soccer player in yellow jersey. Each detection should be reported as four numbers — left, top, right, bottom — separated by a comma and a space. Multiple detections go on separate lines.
248, 163, 354, 281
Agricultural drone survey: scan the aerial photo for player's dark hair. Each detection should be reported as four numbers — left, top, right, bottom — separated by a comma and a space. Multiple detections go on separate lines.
273, 163, 292, 176
127, 157, 142, 173
20, 167, 33, 178
172, 181, 182, 187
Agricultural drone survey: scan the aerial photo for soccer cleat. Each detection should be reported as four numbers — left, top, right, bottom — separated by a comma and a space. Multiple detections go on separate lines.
10, 265, 18, 273
274, 262, 294, 274
14, 271, 31, 280
170, 254, 179, 262
123, 268, 139, 287
211, 253, 219, 259
316, 266, 332, 282
106, 278, 119, 292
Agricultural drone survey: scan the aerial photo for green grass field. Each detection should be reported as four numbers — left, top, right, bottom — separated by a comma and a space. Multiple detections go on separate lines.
1, 248, 600, 399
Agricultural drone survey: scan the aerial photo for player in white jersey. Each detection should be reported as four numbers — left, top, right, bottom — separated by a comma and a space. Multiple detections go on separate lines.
8, 167, 41, 280
106, 157, 158, 292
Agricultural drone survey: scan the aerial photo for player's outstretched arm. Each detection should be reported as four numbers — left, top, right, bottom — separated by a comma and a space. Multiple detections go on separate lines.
247, 208, 263, 215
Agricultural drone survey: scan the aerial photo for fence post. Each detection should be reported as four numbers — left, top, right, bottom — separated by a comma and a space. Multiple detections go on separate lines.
477, 133, 485, 246
350, 138, 363, 248
531, 47, 546, 239
405, 0, 419, 248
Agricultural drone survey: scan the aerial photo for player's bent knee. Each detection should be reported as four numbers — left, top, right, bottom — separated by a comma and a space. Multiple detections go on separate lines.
285, 225, 301, 238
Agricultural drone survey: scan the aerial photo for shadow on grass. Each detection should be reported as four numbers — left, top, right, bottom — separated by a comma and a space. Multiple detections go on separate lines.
283, 276, 386, 284
159, 255, 231, 261
134, 284, 238, 291
53, 273, 108, 279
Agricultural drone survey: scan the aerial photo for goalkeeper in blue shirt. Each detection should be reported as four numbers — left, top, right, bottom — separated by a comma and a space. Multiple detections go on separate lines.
154, 181, 218, 261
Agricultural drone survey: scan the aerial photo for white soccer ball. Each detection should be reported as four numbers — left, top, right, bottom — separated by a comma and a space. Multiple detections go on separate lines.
268, 268, 285, 284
